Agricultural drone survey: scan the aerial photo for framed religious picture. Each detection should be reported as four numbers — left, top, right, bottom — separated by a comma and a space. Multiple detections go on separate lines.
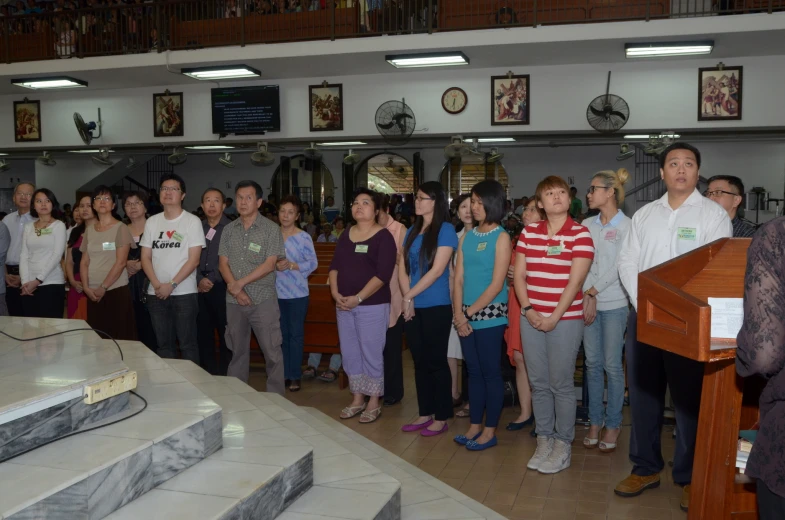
14, 99, 41, 142
309, 83, 343, 131
491, 74, 530, 126
698, 66, 742, 121
153, 91, 184, 137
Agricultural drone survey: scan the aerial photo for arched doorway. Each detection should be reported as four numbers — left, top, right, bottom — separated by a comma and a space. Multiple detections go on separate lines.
270, 154, 336, 216
344, 151, 424, 218
439, 155, 509, 200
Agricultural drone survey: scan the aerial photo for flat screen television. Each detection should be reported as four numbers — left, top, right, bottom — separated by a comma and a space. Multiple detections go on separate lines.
211, 85, 280, 134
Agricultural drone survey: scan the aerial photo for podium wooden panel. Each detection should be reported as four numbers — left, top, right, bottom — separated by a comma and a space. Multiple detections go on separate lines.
636, 238, 759, 520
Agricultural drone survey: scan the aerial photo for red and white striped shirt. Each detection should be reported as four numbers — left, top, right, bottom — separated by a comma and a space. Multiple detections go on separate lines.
516, 219, 595, 320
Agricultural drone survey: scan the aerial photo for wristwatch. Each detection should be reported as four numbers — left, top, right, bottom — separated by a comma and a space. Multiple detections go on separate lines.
522, 305, 533, 316
170, 281, 179, 289
584, 290, 595, 298
357, 295, 363, 304
100, 284, 108, 290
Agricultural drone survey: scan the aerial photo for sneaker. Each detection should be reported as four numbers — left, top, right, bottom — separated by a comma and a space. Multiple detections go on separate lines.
538, 439, 571, 474
526, 435, 554, 471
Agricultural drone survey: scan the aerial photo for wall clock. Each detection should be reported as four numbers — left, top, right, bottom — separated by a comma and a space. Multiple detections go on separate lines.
442, 87, 468, 115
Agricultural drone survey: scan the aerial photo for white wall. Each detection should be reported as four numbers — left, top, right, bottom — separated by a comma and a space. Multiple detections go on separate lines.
2, 54, 784, 150
35, 156, 118, 206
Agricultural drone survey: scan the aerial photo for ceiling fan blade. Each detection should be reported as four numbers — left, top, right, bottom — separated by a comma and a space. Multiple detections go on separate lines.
610, 111, 628, 121
589, 106, 605, 118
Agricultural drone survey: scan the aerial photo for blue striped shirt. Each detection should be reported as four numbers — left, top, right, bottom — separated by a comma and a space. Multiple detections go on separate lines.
276, 231, 318, 299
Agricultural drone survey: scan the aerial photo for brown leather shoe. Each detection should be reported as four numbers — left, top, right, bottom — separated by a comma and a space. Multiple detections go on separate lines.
680, 485, 690, 512
614, 474, 661, 497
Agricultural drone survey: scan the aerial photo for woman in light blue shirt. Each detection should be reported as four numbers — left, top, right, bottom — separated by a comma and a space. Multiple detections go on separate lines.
276, 196, 318, 392
581, 169, 632, 453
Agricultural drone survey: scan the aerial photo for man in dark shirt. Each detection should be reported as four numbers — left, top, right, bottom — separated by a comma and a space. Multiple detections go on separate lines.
737, 216, 785, 519
705, 175, 758, 238
197, 188, 232, 375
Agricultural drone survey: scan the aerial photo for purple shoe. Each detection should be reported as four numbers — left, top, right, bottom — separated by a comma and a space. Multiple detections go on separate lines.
420, 423, 448, 437
401, 419, 433, 432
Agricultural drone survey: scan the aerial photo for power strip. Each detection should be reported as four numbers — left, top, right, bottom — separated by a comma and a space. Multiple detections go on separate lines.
83, 371, 138, 404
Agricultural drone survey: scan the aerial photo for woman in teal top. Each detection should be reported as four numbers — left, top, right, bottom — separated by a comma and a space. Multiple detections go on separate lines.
452, 180, 512, 451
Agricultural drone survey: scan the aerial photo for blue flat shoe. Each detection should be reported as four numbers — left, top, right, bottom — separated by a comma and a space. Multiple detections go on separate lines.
505, 415, 534, 431
466, 436, 498, 451
453, 432, 481, 446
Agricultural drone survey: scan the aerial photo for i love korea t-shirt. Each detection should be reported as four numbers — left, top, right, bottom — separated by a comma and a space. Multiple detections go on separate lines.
139, 210, 206, 296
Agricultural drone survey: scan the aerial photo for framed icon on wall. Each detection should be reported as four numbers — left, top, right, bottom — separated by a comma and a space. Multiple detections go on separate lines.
153, 91, 184, 137
14, 99, 41, 142
698, 65, 742, 121
309, 83, 343, 132
491, 74, 530, 126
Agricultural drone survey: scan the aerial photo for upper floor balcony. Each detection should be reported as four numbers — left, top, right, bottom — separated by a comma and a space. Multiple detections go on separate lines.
2, 0, 783, 64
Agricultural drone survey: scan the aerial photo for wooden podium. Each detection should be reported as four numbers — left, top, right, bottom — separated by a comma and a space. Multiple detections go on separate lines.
637, 237, 760, 520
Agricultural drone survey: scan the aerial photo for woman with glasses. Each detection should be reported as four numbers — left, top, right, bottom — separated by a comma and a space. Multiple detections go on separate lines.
65, 195, 95, 320
80, 186, 137, 340
581, 169, 631, 454
20, 188, 67, 318
124, 190, 158, 351
398, 182, 458, 437
514, 176, 594, 474
453, 180, 512, 451
330, 188, 396, 424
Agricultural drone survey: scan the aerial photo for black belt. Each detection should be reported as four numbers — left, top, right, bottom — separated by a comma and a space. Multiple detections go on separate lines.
6, 265, 19, 276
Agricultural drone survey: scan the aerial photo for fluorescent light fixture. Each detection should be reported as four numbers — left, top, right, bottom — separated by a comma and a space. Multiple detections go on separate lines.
11, 76, 87, 89
68, 149, 115, 153
181, 65, 261, 80
625, 41, 713, 58
317, 141, 367, 146
464, 137, 516, 143
386, 52, 469, 69
624, 133, 680, 139
0, 153, 8, 156
185, 145, 235, 150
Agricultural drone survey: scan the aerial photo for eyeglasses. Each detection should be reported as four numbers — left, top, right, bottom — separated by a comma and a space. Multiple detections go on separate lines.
415, 196, 434, 202
94, 196, 112, 202
16, 193, 32, 198
351, 200, 372, 207
587, 186, 612, 194
704, 190, 738, 198
124, 201, 144, 207
160, 186, 182, 192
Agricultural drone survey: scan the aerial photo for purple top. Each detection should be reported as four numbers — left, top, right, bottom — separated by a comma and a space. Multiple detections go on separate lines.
329, 227, 397, 306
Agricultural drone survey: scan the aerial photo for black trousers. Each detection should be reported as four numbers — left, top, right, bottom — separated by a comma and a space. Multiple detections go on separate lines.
197, 282, 231, 376
758, 480, 785, 520
133, 299, 159, 353
404, 305, 454, 421
383, 316, 404, 402
627, 309, 704, 485
5, 285, 24, 317
22, 284, 65, 318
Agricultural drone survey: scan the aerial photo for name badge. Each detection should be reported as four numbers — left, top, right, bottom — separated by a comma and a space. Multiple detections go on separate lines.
547, 245, 563, 256
39, 227, 52, 236
172, 231, 184, 242
102, 242, 116, 251
677, 227, 696, 241
476, 242, 487, 252
604, 229, 617, 241
249, 242, 262, 253
205, 228, 216, 241
133, 236, 140, 243
355, 244, 369, 253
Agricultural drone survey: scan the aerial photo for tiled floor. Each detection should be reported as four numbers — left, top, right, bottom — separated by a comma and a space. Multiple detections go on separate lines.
248, 355, 688, 520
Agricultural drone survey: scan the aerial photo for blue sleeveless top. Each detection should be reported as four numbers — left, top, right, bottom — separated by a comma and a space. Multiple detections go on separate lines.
461, 226, 508, 330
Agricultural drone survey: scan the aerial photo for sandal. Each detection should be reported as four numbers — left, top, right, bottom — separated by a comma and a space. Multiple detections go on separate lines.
318, 369, 338, 383
584, 424, 602, 449
302, 367, 316, 379
599, 427, 621, 453
359, 406, 382, 424
340, 403, 366, 419
289, 380, 301, 392
455, 407, 470, 418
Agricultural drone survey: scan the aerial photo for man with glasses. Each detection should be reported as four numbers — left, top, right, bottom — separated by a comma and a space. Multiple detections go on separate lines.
705, 175, 758, 238
2, 182, 36, 316
140, 174, 205, 363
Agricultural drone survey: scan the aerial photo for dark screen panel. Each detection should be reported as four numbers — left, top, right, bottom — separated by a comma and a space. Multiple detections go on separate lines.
211, 86, 280, 134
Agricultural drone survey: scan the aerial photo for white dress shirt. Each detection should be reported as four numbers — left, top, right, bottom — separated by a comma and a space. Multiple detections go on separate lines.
2, 210, 37, 265
20, 220, 67, 286
618, 189, 732, 311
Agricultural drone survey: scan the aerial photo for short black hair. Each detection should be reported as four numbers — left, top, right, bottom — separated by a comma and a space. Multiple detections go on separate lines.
352, 188, 381, 222
122, 190, 149, 210
659, 142, 702, 170
202, 187, 225, 203
30, 188, 60, 218
707, 175, 745, 196
160, 173, 186, 194
92, 185, 113, 201
235, 180, 263, 200
470, 180, 506, 224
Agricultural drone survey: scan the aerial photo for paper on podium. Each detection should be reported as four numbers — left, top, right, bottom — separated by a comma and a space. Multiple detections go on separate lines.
708, 297, 744, 340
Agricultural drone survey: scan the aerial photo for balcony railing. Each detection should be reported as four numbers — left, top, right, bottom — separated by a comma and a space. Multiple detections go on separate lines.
1, 0, 782, 63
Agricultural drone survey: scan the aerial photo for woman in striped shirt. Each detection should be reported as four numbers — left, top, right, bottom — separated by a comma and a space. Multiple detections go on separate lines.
514, 176, 594, 475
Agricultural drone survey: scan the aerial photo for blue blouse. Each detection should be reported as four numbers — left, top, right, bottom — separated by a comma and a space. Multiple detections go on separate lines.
276, 231, 318, 299
405, 222, 459, 308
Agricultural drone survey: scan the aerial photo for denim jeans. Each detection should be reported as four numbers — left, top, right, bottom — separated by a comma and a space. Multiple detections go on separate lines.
308, 353, 342, 371
279, 296, 309, 380
460, 324, 506, 428
583, 306, 629, 429
146, 293, 199, 364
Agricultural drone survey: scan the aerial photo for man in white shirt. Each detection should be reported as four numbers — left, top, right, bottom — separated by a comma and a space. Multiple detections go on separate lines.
615, 143, 732, 511
2, 182, 36, 316
140, 174, 206, 363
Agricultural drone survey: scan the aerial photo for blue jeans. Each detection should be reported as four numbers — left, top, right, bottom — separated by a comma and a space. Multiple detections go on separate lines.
308, 353, 342, 371
279, 297, 309, 380
459, 324, 506, 428
583, 306, 629, 429
146, 293, 199, 364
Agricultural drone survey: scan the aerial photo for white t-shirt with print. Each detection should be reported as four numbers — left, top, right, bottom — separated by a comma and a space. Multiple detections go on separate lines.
140, 210, 206, 296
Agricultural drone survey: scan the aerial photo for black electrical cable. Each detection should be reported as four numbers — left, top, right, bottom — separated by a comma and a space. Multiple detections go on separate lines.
0, 326, 148, 465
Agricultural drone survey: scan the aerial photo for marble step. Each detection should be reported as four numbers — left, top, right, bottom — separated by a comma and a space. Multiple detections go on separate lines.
0, 342, 223, 520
